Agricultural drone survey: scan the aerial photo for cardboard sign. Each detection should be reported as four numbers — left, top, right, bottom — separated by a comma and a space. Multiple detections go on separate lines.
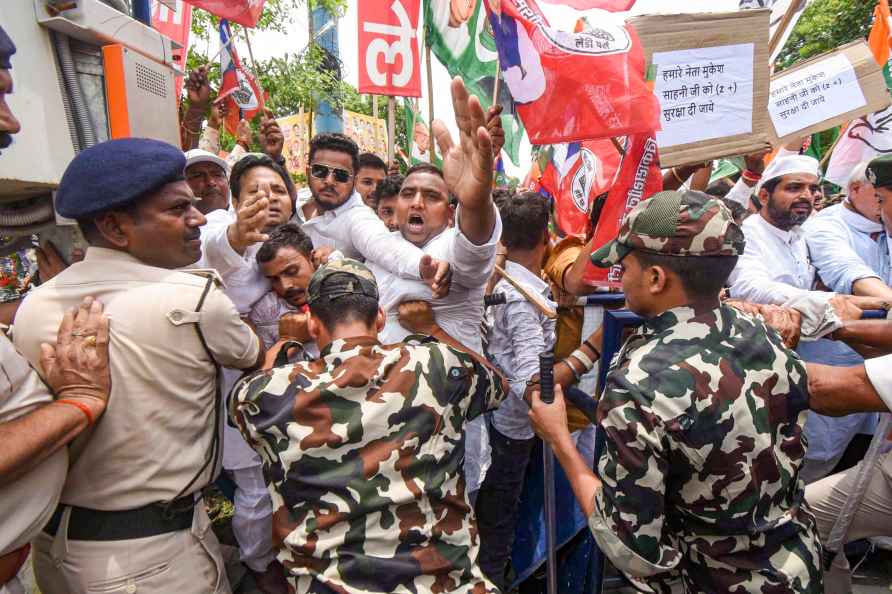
653, 44, 755, 148
358, 0, 422, 97
769, 41, 891, 143
630, 10, 772, 168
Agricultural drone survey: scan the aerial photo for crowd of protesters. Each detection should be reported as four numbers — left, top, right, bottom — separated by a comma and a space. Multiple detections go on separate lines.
8, 20, 892, 594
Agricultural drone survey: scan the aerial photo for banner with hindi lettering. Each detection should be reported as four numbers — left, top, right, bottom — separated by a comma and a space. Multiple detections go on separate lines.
630, 10, 772, 167
583, 132, 662, 288
358, 0, 422, 97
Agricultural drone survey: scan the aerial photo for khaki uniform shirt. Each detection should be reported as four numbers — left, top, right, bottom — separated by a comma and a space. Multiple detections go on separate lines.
13, 247, 260, 510
0, 333, 67, 554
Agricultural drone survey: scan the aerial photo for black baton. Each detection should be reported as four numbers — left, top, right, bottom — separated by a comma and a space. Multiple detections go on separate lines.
539, 352, 555, 404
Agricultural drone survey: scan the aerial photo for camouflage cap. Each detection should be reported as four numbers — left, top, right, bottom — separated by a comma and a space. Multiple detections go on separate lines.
867, 154, 892, 188
307, 258, 379, 304
590, 190, 745, 268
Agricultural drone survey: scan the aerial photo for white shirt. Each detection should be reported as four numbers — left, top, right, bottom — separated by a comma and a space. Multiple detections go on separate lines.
724, 177, 753, 208
486, 261, 556, 440
804, 202, 886, 294
728, 214, 816, 305
367, 204, 503, 355
0, 333, 67, 554
296, 191, 426, 281
193, 207, 269, 314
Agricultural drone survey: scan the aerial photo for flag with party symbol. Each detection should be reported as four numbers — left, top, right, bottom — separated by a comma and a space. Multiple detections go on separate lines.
423, 0, 524, 165
217, 19, 263, 135
484, 0, 660, 144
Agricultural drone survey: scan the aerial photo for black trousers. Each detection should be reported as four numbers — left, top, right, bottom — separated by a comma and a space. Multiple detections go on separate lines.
474, 419, 536, 592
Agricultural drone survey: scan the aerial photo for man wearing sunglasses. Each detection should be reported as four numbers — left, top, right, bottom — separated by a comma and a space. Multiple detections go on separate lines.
296, 133, 452, 298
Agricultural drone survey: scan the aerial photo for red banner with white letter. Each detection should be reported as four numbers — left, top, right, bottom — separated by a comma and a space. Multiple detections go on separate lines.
583, 132, 662, 287
183, 0, 265, 28
152, 0, 192, 97
358, 0, 422, 97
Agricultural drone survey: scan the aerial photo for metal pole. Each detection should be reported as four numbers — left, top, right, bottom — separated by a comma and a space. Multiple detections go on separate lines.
387, 96, 396, 165
311, 5, 343, 134
539, 353, 558, 594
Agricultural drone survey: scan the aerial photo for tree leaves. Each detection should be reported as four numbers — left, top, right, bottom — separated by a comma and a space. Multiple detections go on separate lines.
774, 0, 875, 71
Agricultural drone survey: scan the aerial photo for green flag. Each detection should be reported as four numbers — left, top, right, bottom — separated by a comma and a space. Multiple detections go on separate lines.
403, 98, 442, 166
709, 158, 744, 185
803, 128, 841, 162
424, 0, 524, 166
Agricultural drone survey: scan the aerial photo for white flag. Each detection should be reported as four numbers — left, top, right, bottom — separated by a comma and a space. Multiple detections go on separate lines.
826, 105, 892, 188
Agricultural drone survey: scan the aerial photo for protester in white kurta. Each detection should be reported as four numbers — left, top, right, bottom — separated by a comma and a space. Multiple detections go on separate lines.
729, 155, 874, 484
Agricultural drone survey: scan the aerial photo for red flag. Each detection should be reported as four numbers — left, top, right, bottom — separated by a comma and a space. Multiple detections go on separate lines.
152, 0, 192, 98
538, 0, 636, 10
358, 0, 422, 97
547, 140, 621, 238
485, 0, 659, 144
183, 0, 265, 28
583, 133, 662, 287
218, 20, 262, 135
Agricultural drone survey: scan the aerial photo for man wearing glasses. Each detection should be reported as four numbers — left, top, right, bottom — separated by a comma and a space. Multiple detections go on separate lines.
296, 133, 451, 297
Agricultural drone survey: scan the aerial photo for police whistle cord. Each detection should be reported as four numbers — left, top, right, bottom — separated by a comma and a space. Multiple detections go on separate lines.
822, 412, 892, 570
539, 352, 558, 594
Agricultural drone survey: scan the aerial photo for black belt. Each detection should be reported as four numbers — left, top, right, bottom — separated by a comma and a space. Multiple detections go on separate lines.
43, 496, 195, 541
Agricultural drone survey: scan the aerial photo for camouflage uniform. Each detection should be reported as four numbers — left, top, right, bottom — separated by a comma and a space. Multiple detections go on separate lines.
230, 259, 506, 594
588, 191, 823, 593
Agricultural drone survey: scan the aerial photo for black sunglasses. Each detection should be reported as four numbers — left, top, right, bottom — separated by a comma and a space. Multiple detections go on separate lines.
311, 163, 353, 184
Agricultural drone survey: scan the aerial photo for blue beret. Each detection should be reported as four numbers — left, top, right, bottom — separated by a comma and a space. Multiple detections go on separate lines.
0, 25, 15, 69
56, 138, 186, 219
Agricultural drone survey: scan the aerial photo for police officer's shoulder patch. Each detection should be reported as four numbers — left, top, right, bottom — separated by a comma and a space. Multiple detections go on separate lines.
183, 268, 226, 289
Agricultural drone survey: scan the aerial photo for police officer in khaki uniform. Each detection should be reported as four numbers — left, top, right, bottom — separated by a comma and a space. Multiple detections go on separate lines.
0, 297, 110, 594
13, 138, 263, 594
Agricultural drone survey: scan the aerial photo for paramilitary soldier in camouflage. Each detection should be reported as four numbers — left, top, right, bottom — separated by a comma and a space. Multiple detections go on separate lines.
231, 259, 507, 594
528, 190, 822, 593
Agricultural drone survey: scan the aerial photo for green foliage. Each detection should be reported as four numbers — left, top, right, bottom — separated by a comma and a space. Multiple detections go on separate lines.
775, 0, 876, 71
185, 0, 407, 161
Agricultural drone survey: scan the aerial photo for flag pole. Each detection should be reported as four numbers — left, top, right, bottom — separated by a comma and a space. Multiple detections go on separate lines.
241, 27, 260, 76
207, 34, 234, 65
820, 124, 848, 168
372, 94, 379, 120
610, 137, 626, 157
769, 0, 804, 58
492, 56, 501, 106
426, 44, 436, 163
387, 96, 396, 165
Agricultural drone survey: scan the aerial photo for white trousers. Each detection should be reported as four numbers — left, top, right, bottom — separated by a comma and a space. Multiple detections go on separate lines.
230, 465, 275, 573
806, 452, 892, 594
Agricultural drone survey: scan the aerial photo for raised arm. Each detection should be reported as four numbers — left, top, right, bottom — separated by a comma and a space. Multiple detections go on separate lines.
433, 78, 496, 246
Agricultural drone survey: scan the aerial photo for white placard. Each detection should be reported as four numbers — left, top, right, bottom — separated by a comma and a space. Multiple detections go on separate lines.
653, 43, 755, 148
769, 53, 867, 138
